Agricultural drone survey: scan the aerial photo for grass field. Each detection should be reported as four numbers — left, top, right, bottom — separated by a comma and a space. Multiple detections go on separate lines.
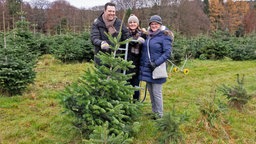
1, 55, 255, 144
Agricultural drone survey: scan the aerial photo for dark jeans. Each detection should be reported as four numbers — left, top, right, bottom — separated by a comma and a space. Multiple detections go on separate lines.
128, 74, 140, 101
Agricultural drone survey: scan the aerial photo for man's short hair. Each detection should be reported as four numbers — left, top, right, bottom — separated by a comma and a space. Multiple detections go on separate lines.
104, 2, 116, 10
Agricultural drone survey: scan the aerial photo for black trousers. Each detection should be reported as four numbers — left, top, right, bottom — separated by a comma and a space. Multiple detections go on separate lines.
128, 74, 140, 101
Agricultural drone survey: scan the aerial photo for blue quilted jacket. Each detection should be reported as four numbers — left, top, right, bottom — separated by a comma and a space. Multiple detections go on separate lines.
139, 30, 172, 84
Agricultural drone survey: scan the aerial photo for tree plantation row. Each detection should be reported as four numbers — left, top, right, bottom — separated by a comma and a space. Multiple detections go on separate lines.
1, 19, 256, 96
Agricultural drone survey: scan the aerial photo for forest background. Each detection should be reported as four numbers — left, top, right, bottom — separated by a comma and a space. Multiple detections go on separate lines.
0, 0, 256, 36
1, 0, 256, 143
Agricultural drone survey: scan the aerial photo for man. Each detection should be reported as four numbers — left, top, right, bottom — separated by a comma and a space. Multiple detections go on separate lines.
90, 2, 129, 65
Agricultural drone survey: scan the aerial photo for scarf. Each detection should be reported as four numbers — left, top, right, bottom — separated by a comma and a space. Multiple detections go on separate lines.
129, 29, 140, 39
148, 29, 161, 37
102, 13, 117, 35
129, 29, 141, 54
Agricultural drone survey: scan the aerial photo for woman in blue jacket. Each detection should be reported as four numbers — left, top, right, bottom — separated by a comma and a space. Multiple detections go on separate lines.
140, 15, 172, 119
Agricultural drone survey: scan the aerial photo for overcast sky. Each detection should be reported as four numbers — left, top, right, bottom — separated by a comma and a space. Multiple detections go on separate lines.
24, 0, 111, 9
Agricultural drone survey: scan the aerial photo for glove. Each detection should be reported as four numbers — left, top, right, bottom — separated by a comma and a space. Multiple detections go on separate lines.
101, 41, 110, 50
150, 62, 157, 71
141, 28, 148, 35
141, 28, 147, 33
137, 37, 145, 44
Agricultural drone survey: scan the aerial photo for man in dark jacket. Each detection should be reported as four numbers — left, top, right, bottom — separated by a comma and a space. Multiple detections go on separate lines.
90, 2, 129, 65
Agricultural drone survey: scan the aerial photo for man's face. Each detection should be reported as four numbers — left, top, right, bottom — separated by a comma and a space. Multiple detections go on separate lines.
104, 5, 116, 21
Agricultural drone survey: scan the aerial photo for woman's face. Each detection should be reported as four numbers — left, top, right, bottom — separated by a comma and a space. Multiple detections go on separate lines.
150, 22, 161, 32
128, 21, 138, 31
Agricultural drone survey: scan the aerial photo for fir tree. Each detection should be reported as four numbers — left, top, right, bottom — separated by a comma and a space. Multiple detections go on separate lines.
61, 30, 142, 141
0, 14, 37, 96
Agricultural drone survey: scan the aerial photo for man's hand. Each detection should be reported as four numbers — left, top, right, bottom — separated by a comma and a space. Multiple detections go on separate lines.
101, 41, 110, 50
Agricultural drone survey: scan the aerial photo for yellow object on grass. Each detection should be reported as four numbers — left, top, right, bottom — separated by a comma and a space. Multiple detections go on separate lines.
183, 69, 189, 75
173, 67, 179, 72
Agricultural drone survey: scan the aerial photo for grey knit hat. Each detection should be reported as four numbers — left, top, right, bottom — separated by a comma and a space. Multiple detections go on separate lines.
149, 15, 162, 25
128, 14, 139, 24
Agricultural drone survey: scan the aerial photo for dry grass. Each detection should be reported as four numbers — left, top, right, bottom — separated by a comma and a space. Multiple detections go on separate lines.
0, 55, 255, 143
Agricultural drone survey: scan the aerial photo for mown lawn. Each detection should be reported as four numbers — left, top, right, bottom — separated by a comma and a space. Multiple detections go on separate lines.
1, 55, 255, 144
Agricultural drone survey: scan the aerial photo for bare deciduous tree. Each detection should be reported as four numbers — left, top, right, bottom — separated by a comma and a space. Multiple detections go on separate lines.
0, 0, 254, 36
244, 7, 256, 33
111, 0, 137, 10
25, 0, 50, 33
30, 0, 50, 9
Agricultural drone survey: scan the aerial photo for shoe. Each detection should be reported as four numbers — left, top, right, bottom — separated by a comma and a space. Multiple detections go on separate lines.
145, 113, 162, 120
145, 112, 153, 116
151, 113, 162, 120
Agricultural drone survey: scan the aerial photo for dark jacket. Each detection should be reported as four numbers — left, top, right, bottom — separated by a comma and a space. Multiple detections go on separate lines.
90, 12, 129, 65
139, 30, 172, 84
126, 29, 145, 76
